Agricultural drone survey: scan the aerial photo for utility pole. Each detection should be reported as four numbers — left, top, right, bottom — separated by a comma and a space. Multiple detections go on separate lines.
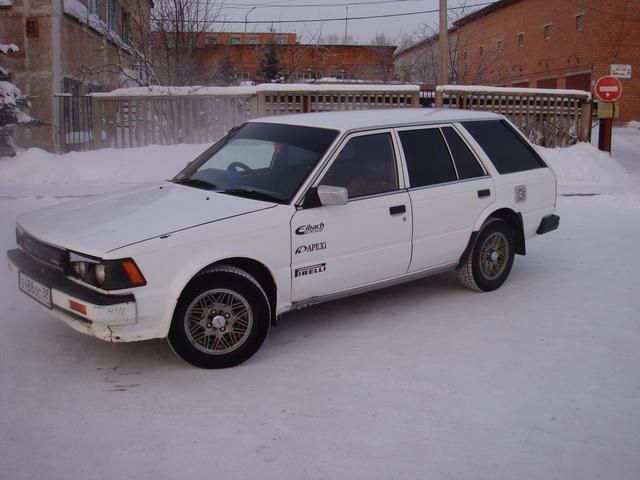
344, 6, 349, 44
436, 0, 448, 107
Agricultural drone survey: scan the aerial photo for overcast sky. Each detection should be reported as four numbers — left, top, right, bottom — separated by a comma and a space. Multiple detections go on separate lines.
213, 0, 493, 45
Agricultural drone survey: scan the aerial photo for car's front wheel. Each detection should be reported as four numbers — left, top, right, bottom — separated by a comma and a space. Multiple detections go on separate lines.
457, 219, 515, 292
168, 266, 271, 369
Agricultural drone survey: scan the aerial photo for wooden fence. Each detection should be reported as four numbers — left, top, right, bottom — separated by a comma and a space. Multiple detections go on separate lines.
57, 85, 420, 152
435, 86, 592, 148
90, 94, 256, 149
57, 84, 591, 152
258, 89, 419, 116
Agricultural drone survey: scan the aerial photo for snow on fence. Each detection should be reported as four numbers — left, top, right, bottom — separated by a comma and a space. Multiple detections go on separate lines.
256, 84, 420, 116
57, 84, 420, 152
436, 85, 592, 148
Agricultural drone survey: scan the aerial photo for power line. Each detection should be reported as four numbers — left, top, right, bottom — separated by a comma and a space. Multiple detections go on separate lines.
219, 0, 423, 9
151, 2, 494, 24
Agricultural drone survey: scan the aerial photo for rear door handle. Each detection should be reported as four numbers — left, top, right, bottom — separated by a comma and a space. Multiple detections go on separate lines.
389, 205, 406, 215
477, 189, 491, 198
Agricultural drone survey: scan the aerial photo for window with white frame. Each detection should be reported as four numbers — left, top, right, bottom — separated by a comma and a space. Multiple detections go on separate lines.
518, 32, 525, 46
575, 13, 584, 31
544, 23, 552, 40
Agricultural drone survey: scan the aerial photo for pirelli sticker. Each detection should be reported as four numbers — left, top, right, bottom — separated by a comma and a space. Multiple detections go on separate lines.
295, 263, 326, 278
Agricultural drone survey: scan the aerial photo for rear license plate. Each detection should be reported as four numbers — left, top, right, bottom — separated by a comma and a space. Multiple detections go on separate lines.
19, 271, 52, 309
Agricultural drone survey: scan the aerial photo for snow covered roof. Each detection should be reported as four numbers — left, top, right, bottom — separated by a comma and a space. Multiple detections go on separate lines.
249, 108, 501, 132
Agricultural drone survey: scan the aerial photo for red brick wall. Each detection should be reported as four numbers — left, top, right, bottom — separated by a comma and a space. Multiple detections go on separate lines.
455, 0, 640, 121
199, 43, 396, 82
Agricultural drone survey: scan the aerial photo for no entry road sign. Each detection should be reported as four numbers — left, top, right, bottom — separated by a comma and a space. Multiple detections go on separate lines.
594, 76, 623, 102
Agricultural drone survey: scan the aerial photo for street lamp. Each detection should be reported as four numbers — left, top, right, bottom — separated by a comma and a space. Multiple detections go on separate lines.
245, 6, 257, 35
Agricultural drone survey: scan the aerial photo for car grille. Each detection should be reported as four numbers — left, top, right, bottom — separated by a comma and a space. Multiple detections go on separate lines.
18, 230, 68, 271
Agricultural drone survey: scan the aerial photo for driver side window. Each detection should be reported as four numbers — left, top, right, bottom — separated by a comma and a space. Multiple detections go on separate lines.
320, 133, 398, 198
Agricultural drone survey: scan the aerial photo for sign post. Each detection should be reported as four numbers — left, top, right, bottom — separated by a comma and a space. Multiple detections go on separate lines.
594, 76, 622, 154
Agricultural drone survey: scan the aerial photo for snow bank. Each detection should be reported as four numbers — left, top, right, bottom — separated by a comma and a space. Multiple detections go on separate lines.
0, 131, 633, 195
437, 84, 591, 99
95, 83, 420, 97
0, 144, 208, 186
540, 142, 630, 193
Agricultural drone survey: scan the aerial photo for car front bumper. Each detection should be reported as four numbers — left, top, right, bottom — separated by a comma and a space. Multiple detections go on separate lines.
7, 248, 137, 341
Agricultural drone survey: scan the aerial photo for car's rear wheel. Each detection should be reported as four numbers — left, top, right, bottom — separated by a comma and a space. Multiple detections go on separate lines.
168, 266, 271, 369
457, 219, 515, 292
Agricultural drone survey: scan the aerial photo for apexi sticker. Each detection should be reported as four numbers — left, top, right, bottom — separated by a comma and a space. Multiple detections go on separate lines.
295, 263, 326, 278
295, 242, 327, 255
295, 222, 324, 235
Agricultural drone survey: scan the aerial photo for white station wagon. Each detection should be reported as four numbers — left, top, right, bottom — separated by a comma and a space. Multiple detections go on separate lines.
8, 109, 560, 368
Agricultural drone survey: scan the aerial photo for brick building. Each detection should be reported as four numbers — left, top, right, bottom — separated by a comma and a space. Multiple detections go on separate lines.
197, 32, 397, 84
395, 0, 639, 121
1, 0, 152, 151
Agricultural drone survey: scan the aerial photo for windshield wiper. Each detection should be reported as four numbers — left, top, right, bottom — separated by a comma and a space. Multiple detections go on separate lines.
172, 178, 218, 190
221, 188, 283, 203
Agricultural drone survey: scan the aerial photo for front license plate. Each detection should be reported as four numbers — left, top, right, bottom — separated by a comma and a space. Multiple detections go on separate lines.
19, 271, 52, 309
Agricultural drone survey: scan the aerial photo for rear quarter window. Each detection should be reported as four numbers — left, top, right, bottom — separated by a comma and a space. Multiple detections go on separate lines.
461, 120, 547, 174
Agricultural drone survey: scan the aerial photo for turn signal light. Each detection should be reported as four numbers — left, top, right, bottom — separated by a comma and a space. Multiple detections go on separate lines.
122, 260, 146, 286
69, 300, 88, 315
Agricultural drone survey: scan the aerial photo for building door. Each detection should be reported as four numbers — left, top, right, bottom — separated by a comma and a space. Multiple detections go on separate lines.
536, 77, 557, 89
565, 73, 591, 92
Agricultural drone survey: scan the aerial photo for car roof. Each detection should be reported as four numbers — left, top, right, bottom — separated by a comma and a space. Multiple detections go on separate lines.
248, 108, 502, 132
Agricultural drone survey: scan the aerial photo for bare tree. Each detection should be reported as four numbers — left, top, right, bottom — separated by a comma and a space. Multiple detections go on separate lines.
152, 0, 226, 85
366, 33, 398, 83
395, 0, 486, 86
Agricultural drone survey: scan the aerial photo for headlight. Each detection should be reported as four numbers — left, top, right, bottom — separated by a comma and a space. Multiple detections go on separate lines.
68, 252, 146, 290
16, 224, 24, 246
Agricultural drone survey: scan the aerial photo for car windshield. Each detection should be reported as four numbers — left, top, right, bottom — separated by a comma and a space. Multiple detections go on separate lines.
173, 123, 339, 203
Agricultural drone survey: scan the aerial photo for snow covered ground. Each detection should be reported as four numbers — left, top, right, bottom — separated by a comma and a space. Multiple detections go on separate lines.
1, 126, 639, 479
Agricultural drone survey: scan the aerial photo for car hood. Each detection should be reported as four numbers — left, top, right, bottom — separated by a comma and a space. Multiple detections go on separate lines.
17, 182, 276, 257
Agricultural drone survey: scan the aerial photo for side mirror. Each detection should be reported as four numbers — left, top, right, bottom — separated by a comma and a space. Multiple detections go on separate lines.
317, 185, 348, 206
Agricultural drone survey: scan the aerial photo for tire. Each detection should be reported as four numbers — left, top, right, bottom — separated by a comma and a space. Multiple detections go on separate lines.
457, 219, 515, 292
168, 265, 271, 369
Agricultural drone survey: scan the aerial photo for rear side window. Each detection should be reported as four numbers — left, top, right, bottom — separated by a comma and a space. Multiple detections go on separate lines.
462, 120, 546, 174
399, 128, 457, 187
441, 127, 485, 179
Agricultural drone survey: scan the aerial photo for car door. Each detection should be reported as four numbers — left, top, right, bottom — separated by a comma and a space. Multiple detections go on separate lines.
396, 124, 495, 272
290, 130, 412, 303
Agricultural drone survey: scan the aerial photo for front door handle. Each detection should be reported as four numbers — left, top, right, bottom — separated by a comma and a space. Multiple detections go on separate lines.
477, 189, 491, 198
389, 205, 406, 215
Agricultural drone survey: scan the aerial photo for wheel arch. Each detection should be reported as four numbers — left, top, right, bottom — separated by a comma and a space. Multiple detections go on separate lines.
460, 206, 526, 267
191, 257, 278, 325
